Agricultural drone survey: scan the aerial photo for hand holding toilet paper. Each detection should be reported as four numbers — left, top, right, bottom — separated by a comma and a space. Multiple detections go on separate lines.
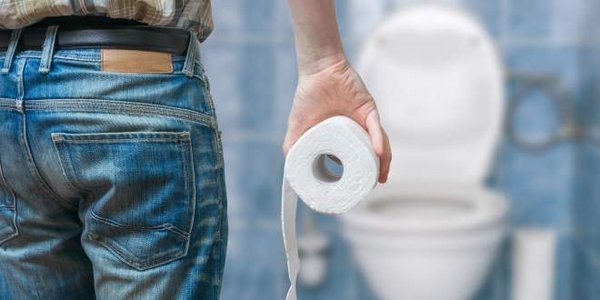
282, 116, 380, 300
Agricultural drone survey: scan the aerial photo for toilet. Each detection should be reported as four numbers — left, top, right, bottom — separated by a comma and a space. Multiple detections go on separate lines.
339, 4, 509, 300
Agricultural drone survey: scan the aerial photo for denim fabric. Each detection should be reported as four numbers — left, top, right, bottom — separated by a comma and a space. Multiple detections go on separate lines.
0, 34, 227, 299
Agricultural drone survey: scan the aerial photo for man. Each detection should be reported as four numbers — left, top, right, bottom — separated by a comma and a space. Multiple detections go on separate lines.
0, 0, 391, 299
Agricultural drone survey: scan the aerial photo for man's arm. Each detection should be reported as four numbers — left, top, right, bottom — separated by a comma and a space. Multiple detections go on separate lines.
284, 0, 391, 183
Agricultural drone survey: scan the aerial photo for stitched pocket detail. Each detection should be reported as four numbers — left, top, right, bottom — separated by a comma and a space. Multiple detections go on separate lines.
52, 131, 195, 270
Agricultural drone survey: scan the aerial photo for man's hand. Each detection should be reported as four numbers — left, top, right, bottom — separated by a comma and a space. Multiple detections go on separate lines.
285, 0, 391, 183
282, 54, 391, 183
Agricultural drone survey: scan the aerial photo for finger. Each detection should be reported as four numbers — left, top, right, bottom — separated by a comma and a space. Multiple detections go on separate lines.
365, 110, 384, 156
379, 129, 392, 183
364, 110, 391, 183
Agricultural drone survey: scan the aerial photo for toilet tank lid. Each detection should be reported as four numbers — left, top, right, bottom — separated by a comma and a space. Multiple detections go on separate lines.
357, 4, 504, 184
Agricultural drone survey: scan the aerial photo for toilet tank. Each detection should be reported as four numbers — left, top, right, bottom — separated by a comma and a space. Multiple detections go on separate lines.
357, 4, 505, 185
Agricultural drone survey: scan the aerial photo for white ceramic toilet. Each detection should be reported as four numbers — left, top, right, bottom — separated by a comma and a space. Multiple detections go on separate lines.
339, 4, 509, 300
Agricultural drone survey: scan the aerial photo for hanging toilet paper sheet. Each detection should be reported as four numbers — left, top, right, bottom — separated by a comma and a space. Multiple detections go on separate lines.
282, 116, 379, 300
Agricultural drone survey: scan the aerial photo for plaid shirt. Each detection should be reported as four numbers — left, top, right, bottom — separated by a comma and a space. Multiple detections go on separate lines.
0, 0, 213, 41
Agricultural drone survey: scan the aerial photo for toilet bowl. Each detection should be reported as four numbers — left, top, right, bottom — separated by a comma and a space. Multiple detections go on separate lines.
340, 4, 509, 300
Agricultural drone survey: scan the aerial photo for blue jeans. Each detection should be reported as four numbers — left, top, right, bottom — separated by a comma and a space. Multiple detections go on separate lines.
0, 27, 227, 299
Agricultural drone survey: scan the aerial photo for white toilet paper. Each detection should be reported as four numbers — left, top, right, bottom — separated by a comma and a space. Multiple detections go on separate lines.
282, 116, 379, 300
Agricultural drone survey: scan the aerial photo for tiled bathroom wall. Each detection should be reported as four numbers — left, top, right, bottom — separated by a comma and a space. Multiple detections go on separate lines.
574, 0, 600, 299
202, 0, 597, 299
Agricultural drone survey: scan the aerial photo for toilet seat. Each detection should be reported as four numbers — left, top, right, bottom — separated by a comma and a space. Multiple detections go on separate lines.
343, 184, 508, 233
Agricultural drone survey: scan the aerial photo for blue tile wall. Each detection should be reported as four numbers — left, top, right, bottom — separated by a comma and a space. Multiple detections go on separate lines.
202, 0, 599, 299
574, 0, 600, 299
507, 0, 584, 42
221, 226, 287, 300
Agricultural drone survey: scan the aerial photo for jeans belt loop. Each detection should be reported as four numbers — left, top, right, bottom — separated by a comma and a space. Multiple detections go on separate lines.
1, 29, 22, 75
39, 25, 59, 75
182, 30, 198, 78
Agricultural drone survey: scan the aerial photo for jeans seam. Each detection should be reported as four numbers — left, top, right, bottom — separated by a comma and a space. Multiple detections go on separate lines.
0, 98, 17, 110
51, 139, 88, 201
18, 112, 78, 210
196, 62, 222, 172
0, 98, 216, 128
9, 98, 217, 128
184, 138, 197, 238
51, 137, 98, 206
0, 222, 18, 245
0, 158, 18, 246
0, 107, 19, 112
12, 55, 101, 63
194, 62, 214, 110
51, 131, 190, 141
214, 160, 227, 289
0, 158, 16, 208
51, 138, 189, 143
214, 129, 224, 169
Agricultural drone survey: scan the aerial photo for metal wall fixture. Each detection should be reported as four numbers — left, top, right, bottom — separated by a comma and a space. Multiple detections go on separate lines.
506, 72, 580, 152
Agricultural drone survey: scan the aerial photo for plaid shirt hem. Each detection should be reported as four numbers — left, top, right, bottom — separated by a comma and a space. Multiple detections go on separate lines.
0, 0, 213, 41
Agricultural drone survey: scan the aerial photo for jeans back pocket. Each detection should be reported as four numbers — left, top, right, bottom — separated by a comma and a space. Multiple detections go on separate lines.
52, 131, 195, 270
0, 160, 17, 246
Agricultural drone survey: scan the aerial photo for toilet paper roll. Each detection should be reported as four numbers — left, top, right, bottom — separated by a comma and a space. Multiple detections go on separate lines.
282, 116, 379, 300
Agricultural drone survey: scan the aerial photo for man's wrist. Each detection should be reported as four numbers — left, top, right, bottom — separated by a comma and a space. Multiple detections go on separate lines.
297, 51, 348, 76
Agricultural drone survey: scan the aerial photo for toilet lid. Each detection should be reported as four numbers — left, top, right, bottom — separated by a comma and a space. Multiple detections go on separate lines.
358, 4, 504, 184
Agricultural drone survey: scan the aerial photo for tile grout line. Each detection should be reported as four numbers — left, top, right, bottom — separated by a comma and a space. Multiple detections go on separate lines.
499, 0, 509, 49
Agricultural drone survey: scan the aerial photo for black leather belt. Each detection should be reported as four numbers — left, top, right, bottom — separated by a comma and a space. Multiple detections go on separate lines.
0, 25, 191, 55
